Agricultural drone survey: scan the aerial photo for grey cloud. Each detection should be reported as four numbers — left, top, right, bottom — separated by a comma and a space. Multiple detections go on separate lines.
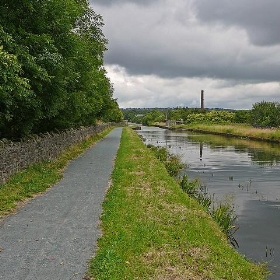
104, 37, 280, 83
94, 0, 280, 88
106, 54, 280, 84
195, 0, 280, 46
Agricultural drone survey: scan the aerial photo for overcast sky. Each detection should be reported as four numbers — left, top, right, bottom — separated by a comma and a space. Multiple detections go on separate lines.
90, 0, 280, 109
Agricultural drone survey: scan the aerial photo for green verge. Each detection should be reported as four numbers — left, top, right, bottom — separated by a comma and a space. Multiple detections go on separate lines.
87, 127, 269, 280
0, 127, 114, 218
174, 123, 280, 142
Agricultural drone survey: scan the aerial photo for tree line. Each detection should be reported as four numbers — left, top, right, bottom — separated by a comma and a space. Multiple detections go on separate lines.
0, 0, 123, 139
122, 101, 280, 128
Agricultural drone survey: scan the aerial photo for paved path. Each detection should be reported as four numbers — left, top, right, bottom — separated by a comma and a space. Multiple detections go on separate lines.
0, 128, 123, 280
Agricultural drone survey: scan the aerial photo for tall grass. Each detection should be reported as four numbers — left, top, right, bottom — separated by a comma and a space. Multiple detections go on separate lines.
147, 144, 184, 177
180, 175, 239, 248
180, 123, 280, 142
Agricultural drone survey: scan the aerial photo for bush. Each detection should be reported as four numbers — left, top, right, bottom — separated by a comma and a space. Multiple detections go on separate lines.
185, 110, 235, 125
251, 101, 280, 128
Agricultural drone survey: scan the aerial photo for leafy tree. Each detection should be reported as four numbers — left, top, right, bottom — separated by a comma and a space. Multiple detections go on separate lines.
251, 101, 280, 128
142, 110, 165, 125
234, 110, 251, 124
0, 28, 38, 138
0, 0, 122, 138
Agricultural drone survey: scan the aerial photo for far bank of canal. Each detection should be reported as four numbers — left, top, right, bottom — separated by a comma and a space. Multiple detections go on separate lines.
137, 126, 280, 280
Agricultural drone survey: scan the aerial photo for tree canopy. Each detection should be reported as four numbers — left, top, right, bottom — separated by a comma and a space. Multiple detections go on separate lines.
0, 0, 122, 139
251, 101, 280, 128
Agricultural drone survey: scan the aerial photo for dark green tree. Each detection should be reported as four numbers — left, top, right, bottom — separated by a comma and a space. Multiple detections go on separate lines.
251, 101, 280, 128
0, 0, 122, 138
142, 110, 165, 126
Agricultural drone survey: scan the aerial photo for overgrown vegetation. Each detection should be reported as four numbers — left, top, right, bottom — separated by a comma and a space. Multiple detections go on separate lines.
0, 1, 122, 139
180, 123, 280, 142
123, 100, 280, 129
180, 175, 239, 248
122, 107, 251, 126
148, 145, 239, 248
251, 101, 280, 128
147, 144, 184, 177
87, 128, 269, 279
0, 127, 113, 217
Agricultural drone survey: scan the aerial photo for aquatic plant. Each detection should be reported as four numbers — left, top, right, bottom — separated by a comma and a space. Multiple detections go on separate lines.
180, 175, 211, 209
147, 144, 239, 247
147, 145, 184, 177
180, 175, 239, 247
211, 201, 239, 248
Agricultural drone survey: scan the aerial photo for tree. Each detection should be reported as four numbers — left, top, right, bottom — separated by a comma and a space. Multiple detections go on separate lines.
0, 0, 122, 138
142, 110, 165, 125
251, 101, 280, 128
0, 28, 39, 138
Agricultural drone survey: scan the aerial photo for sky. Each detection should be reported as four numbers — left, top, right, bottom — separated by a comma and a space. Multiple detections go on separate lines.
90, 0, 280, 109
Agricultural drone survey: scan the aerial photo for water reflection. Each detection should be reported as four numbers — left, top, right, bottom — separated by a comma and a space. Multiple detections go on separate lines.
186, 133, 280, 166
137, 126, 280, 279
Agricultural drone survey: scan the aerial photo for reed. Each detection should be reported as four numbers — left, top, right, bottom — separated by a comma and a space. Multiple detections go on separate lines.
147, 144, 184, 177
180, 175, 239, 247
179, 123, 280, 142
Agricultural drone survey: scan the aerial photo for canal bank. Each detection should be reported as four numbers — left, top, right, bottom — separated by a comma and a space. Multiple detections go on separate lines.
157, 123, 280, 144
88, 127, 268, 279
137, 126, 280, 279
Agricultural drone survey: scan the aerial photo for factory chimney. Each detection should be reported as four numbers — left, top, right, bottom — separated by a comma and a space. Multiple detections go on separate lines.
201, 90, 204, 110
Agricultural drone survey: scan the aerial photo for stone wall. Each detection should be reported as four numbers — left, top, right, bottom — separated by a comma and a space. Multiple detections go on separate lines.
0, 124, 111, 185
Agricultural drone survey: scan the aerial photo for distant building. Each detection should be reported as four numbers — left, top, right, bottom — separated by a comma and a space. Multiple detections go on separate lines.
201, 90, 204, 110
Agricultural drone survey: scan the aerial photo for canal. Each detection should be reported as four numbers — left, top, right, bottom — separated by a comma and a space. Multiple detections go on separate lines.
137, 126, 280, 279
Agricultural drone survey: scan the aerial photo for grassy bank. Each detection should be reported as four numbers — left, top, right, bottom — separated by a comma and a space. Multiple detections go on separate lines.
173, 123, 280, 142
87, 128, 268, 279
0, 127, 113, 218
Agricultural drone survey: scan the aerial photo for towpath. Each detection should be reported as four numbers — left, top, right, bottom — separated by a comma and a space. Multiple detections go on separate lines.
0, 127, 123, 280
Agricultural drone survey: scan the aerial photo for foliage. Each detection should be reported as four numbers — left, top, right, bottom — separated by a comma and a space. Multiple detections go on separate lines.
180, 175, 212, 208
122, 108, 249, 126
185, 110, 235, 124
141, 110, 165, 125
122, 102, 280, 128
0, 1, 122, 138
0, 39, 37, 137
148, 144, 240, 247
251, 101, 280, 128
180, 175, 239, 247
211, 201, 239, 248
234, 109, 251, 123
147, 144, 184, 177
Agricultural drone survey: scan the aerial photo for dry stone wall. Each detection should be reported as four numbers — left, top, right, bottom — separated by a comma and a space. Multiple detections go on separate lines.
0, 124, 111, 185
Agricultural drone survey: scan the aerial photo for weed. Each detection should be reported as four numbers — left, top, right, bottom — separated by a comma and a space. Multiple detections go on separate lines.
147, 145, 184, 177
147, 145, 240, 246
211, 202, 239, 248
180, 175, 239, 247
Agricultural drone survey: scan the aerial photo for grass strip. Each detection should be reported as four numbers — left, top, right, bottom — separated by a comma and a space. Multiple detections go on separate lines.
174, 123, 280, 142
0, 127, 113, 218
87, 127, 269, 280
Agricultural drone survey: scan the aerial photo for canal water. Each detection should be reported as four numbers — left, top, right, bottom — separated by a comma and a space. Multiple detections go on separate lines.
137, 126, 280, 279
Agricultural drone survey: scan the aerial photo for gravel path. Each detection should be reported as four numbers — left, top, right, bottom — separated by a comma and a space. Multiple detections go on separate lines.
0, 127, 123, 280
